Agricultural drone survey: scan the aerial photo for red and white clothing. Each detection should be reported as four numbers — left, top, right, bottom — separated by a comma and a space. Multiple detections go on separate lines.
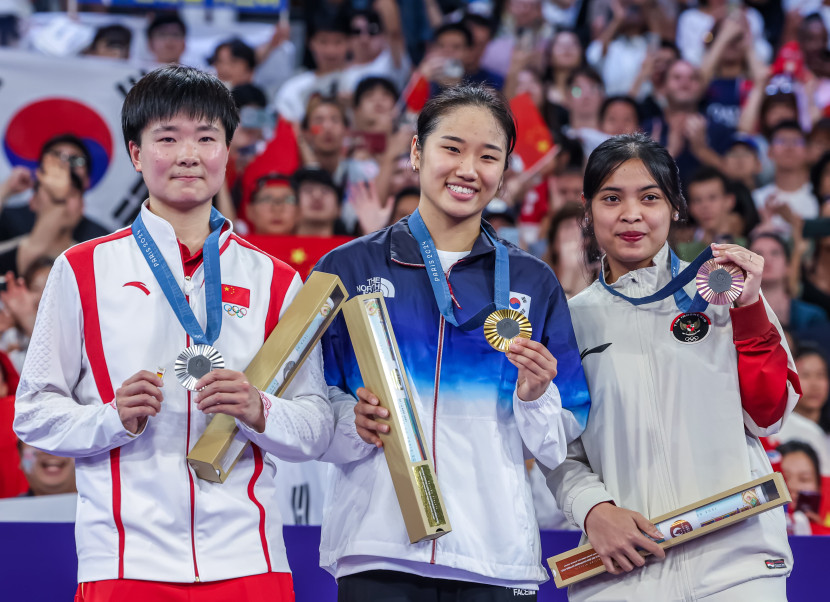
546, 244, 800, 600
14, 204, 333, 585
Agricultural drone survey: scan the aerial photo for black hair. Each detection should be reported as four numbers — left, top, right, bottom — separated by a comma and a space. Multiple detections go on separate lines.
566, 66, 604, 91
599, 95, 640, 125
760, 94, 798, 139
211, 38, 256, 72
39, 134, 93, 174
415, 83, 516, 169
301, 96, 349, 130
22, 257, 54, 289
231, 83, 267, 109
291, 167, 342, 202
687, 166, 731, 196
659, 39, 680, 56
310, 11, 350, 36
91, 24, 132, 50
769, 119, 805, 141
777, 440, 822, 485
749, 231, 792, 261
583, 133, 686, 262
121, 65, 239, 152
353, 76, 398, 108
147, 12, 186, 40
349, 8, 382, 31
462, 13, 496, 37
433, 22, 474, 48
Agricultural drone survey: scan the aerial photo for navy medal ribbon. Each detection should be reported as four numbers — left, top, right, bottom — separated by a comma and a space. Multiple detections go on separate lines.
131, 207, 226, 346
599, 246, 713, 314
408, 208, 510, 331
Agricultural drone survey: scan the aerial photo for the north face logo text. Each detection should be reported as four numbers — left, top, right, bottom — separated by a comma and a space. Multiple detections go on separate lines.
356, 277, 396, 298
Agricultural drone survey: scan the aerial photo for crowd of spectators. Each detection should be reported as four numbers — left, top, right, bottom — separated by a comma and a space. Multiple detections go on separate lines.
1, 0, 830, 533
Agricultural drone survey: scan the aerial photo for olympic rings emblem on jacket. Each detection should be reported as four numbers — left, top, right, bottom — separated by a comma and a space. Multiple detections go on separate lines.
224, 303, 247, 317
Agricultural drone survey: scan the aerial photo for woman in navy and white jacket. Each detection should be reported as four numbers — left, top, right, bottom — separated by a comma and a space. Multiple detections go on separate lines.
546, 133, 801, 601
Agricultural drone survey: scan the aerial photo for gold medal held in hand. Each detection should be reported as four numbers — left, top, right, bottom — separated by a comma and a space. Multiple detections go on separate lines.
483, 309, 532, 352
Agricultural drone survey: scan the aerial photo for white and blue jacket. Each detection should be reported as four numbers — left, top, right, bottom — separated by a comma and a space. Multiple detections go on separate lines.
315, 217, 591, 588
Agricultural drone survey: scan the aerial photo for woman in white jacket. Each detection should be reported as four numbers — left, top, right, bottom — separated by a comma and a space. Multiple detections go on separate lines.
547, 133, 801, 601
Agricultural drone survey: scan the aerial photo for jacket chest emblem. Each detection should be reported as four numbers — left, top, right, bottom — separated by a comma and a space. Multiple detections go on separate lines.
670, 312, 711, 344
222, 284, 250, 318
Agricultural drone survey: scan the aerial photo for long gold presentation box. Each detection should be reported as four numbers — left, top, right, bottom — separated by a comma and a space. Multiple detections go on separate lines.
186, 271, 348, 483
342, 293, 451, 543
548, 472, 790, 588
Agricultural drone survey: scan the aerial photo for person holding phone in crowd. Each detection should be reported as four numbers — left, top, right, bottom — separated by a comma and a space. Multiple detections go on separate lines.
315, 83, 591, 600
546, 133, 800, 600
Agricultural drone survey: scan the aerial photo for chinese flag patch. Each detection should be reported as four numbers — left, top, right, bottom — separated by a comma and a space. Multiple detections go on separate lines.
222, 284, 251, 308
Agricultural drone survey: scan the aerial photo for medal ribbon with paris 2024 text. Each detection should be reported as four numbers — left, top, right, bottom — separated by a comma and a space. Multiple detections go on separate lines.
131, 207, 225, 346
408, 208, 510, 331
599, 246, 714, 313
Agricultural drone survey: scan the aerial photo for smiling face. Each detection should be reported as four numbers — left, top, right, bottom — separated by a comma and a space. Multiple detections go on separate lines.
20, 443, 76, 496
411, 105, 507, 229
587, 158, 673, 280
129, 113, 229, 212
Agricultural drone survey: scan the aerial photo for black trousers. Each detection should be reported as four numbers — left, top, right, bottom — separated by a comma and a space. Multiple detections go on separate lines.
337, 570, 538, 602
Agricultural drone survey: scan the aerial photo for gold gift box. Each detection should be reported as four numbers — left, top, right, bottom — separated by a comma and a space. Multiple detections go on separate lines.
548, 472, 790, 588
342, 293, 451, 543
186, 271, 348, 483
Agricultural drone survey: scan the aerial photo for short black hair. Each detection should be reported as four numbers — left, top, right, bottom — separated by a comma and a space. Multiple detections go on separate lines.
353, 76, 398, 108
310, 10, 350, 36
39, 134, 93, 174
348, 8, 382, 32
211, 38, 256, 72
769, 119, 804, 141
433, 22, 473, 48
462, 13, 496, 37
291, 167, 341, 201
147, 12, 186, 40
416, 83, 516, 170
566, 66, 604, 91
91, 24, 132, 51
231, 83, 268, 109
121, 65, 239, 152
687, 166, 730, 196
599, 96, 640, 124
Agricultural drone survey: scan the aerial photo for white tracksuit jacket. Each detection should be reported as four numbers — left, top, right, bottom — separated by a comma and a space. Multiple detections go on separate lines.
546, 245, 800, 601
14, 205, 333, 584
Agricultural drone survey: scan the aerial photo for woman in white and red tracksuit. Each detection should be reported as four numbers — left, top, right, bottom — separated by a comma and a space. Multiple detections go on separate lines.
546, 133, 801, 601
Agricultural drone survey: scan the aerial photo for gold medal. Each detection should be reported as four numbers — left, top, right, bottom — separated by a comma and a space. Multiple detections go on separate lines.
696, 259, 745, 305
483, 309, 532, 352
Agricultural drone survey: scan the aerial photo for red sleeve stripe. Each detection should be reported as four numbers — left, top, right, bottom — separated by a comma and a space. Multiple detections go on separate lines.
228, 234, 297, 341
65, 229, 132, 579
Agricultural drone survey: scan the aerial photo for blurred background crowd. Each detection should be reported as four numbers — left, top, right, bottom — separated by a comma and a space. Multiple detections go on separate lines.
1, 0, 830, 537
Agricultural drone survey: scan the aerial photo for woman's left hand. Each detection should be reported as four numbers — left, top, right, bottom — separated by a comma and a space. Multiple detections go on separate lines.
507, 338, 558, 402
712, 243, 763, 307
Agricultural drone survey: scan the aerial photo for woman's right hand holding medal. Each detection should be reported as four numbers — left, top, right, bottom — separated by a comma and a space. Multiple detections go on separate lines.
115, 371, 164, 434
354, 387, 389, 448
583, 502, 666, 575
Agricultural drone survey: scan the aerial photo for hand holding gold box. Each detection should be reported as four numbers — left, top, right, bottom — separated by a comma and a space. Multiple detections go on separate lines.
342, 293, 451, 543
547, 473, 790, 588
186, 271, 348, 483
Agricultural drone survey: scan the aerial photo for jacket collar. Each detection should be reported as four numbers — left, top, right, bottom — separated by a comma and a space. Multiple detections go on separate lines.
601, 242, 674, 295
390, 215, 501, 267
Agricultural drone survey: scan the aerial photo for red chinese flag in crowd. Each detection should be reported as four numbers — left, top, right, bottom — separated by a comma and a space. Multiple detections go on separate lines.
243, 234, 354, 280
403, 72, 430, 113
510, 92, 554, 169
221, 284, 251, 308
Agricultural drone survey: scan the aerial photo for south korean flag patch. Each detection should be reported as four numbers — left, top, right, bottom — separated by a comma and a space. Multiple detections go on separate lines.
508, 292, 531, 317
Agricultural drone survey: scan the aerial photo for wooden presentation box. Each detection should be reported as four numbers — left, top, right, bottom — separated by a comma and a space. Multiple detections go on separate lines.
342, 293, 451, 543
548, 472, 790, 588
186, 271, 348, 483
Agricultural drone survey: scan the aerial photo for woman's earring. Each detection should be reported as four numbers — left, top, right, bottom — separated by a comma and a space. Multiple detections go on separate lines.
673, 211, 680, 221
412, 165, 418, 173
